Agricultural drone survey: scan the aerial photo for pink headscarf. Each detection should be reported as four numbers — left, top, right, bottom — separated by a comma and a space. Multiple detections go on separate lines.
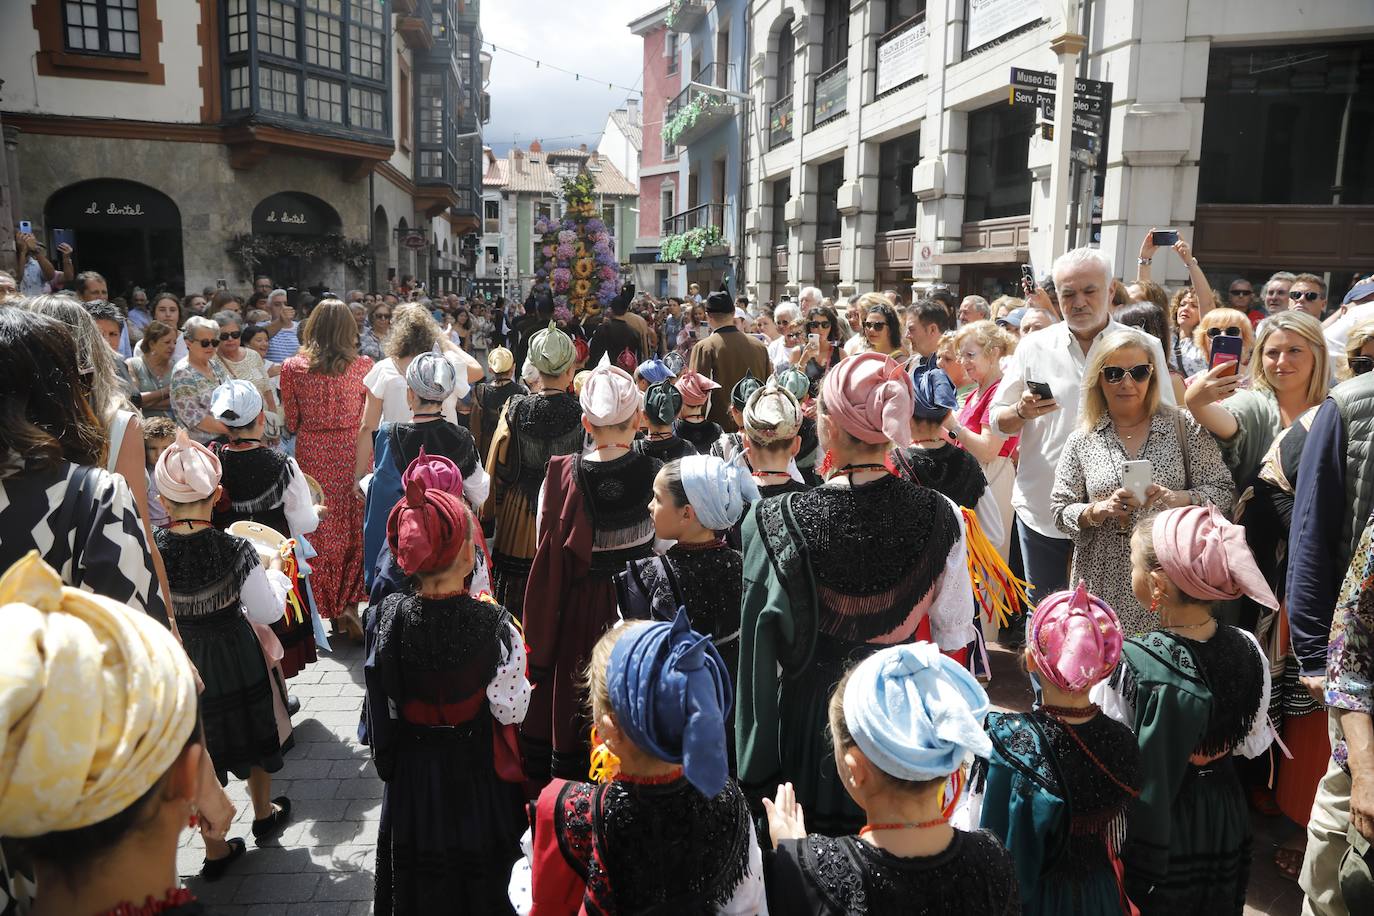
675, 369, 720, 408
821, 352, 913, 448
581, 356, 641, 426
1151, 505, 1278, 609
153, 429, 222, 503
1027, 582, 1123, 693
402, 448, 463, 497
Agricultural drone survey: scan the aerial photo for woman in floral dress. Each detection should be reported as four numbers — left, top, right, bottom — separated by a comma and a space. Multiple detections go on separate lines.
280, 300, 373, 638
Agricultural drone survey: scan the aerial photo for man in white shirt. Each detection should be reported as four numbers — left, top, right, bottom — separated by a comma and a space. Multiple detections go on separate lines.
989, 247, 1175, 603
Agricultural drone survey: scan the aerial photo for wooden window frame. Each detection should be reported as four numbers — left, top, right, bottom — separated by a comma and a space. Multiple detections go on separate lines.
33, 0, 165, 84
398, 54, 412, 152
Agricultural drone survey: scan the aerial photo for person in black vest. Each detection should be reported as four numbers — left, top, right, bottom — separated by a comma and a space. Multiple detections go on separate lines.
587, 284, 641, 367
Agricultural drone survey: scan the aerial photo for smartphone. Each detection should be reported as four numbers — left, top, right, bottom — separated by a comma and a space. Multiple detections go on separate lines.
1122, 459, 1153, 507
1020, 263, 1036, 290
808, 332, 821, 349
750, 333, 769, 343
216, 278, 228, 290
1210, 334, 1243, 376
1151, 229, 1179, 247
18, 220, 32, 235
1026, 380, 1054, 401
51, 228, 74, 251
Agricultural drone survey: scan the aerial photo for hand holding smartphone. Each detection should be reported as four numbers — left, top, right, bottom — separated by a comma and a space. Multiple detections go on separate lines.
1209, 335, 1243, 377
1122, 459, 1153, 507
1151, 229, 1179, 247
1026, 380, 1053, 400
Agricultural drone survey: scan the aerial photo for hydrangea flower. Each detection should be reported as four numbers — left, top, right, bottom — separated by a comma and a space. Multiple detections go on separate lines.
556, 242, 575, 260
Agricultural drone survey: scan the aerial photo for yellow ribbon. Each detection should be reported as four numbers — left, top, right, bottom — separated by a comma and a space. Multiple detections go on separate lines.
588, 726, 621, 784
961, 507, 1032, 629
278, 539, 306, 625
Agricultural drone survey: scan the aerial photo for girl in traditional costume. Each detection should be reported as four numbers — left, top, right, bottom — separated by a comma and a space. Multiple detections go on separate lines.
1093, 506, 1276, 913
483, 322, 584, 616
471, 346, 527, 464
975, 584, 1142, 914
674, 369, 724, 455
737, 352, 976, 836
522, 357, 659, 783
634, 380, 698, 463
763, 642, 1019, 914
363, 351, 488, 588
152, 432, 294, 877
368, 477, 530, 916
709, 371, 763, 463
524, 614, 766, 914
210, 379, 321, 679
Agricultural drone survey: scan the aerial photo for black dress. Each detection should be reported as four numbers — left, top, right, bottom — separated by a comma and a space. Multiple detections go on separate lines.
212, 444, 317, 678
370, 592, 525, 916
155, 527, 284, 783
633, 433, 697, 464
766, 829, 1020, 915
675, 418, 723, 455
472, 378, 527, 462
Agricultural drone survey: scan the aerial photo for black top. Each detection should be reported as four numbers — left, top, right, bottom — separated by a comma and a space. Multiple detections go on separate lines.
633, 434, 698, 464
587, 316, 643, 368
212, 443, 293, 534
389, 418, 480, 480
766, 829, 1020, 915
474, 379, 527, 441
153, 526, 259, 619
890, 444, 988, 511
576, 450, 659, 573
497, 391, 585, 505
373, 592, 510, 716
675, 418, 723, 455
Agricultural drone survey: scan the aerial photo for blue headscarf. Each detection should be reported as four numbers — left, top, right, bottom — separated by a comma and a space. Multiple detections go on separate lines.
606, 610, 733, 798
910, 364, 957, 421
842, 642, 991, 781
636, 358, 674, 385
678, 454, 759, 531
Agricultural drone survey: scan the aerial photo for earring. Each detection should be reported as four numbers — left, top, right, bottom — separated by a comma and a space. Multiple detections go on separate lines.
187, 804, 199, 829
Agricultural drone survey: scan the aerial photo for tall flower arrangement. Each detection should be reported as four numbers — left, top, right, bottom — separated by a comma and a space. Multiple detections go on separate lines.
532, 173, 622, 322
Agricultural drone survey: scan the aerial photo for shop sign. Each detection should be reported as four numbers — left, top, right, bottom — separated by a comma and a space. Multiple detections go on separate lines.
876, 18, 928, 96
968, 0, 1044, 53
46, 179, 180, 229
402, 232, 428, 250
251, 192, 341, 236
913, 241, 938, 279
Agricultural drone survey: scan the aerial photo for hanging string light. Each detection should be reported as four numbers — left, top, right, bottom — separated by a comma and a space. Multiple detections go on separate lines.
482, 40, 640, 94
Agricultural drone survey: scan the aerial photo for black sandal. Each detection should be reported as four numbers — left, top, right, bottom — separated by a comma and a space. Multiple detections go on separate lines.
251, 796, 293, 844
200, 837, 246, 882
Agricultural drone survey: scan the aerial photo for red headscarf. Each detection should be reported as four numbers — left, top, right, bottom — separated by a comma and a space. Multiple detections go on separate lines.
573, 337, 590, 366
821, 352, 914, 448
386, 479, 470, 576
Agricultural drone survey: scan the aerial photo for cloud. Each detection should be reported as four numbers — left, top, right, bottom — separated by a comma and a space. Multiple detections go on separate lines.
481, 0, 650, 156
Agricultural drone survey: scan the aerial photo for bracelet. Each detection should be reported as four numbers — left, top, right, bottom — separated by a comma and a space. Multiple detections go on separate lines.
1137, 257, 1151, 265
1014, 402, 1026, 420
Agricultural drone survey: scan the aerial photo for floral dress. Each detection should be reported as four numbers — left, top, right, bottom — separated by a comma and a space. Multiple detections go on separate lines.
280, 353, 373, 620
170, 358, 230, 443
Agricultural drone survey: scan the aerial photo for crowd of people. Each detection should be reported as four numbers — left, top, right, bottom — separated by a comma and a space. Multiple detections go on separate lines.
1, 226, 1373, 916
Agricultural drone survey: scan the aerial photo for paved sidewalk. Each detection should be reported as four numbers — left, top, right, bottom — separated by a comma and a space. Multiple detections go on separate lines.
179, 640, 380, 915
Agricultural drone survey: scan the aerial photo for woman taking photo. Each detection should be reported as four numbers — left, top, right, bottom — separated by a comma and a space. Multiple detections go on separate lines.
737, 353, 975, 836
1094, 506, 1275, 914
1051, 329, 1234, 636
281, 300, 373, 639
215, 311, 282, 445
128, 319, 177, 419
950, 319, 1019, 557
1189, 308, 1256, 384
795, 304, 844, 395
170, 316, 231, 444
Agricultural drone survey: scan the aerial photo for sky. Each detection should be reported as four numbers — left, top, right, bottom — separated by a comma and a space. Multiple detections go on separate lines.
480, 0, 652, 157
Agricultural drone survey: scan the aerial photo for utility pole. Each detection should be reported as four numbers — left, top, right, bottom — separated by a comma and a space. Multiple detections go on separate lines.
1047, 18, 1086, 258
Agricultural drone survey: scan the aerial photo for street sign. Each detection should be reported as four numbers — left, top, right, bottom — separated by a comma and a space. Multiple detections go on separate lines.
1010, 67, 1113, 160
1009, 67, 1109, 100
912, 241, 938, 279
402, 232, 427, 250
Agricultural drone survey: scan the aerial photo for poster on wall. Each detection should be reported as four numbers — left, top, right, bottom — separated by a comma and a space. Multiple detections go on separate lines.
967, 0, 1044, 52
876, 18, 929, 96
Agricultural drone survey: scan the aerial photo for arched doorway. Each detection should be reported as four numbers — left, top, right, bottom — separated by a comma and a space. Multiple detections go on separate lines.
250, 192, 342, 292
45, 179, 183, 297
371, 205, 390, 292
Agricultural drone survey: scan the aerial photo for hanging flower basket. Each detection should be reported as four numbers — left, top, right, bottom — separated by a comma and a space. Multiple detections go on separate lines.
226, 232, 373, 279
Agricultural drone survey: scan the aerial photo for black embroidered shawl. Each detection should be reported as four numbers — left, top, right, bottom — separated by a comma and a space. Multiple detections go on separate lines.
153, 527, 259, 618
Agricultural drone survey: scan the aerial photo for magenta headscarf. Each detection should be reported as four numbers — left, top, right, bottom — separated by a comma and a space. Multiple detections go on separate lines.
1027, 582, 1123, 693
820, 351, 913, 448
1151, 505, 1279, 609
402, 448, 463, 498
675, 369, 720, 408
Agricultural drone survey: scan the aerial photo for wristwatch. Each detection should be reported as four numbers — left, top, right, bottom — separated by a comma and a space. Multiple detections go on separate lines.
1137, 257, 1151, 265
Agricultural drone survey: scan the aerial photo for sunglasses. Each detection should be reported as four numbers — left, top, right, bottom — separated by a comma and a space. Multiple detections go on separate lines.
807, 320, 831, 329
1206, 326, 1243, 339
1290, 290, 1322, 302
862, 321, 888, 331
1351, 356, 1374, 376
1101, 363, 1154, 384
194, 338, 217, 349
374, 312, 393, 320
219, 330, 241, 341
1229, 289, 1254, 297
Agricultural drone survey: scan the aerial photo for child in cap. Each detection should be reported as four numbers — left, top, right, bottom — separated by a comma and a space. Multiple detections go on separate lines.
709, 371, 763, 463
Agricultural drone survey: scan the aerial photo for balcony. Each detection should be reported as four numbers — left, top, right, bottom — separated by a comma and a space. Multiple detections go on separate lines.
663, 62, 737, 148
812, 60, 848, 129
454, 0, 481, 30
397, 0, 433, 52
666, 0, 707, 34
769, 94, 794, 149
659, 202, 729, 263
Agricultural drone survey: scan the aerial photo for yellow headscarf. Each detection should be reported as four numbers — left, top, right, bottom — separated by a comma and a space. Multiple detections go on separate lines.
0, 552, 198, 837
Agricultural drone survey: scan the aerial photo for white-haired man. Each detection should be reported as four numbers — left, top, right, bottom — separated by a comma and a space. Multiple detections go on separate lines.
988, 247, 1175, 604
958, 295, 991, 326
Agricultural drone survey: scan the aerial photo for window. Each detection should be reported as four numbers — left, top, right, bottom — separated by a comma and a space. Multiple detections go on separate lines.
485, 200, 500, 220
667, 32, 679, 75
877, 132, 920, 232
305, 77, 343, 122
398, 58, 411, 150
964, 103, 1034, 221
816, 159, 844, 242
663, 133, 677, 160
775, 24, 795, 102
260, 66, 300, 116
227, 65, 251, 111
227, 0, 250, 54
1199, 41, 1374, 206
661, 186, 675, 223
349, 2, 386, 81
602, 204, 617, 234
536, 201, 554, 219
63, 0, 141, 57
716, 29, 730, 88
821, 0, 849, 70
349, 86, 384, 131
486, 246, 499, 265
256, 0, 297, 58
771, 177, 791, 243
304, 0, 343, 70
886, 0, 925, 32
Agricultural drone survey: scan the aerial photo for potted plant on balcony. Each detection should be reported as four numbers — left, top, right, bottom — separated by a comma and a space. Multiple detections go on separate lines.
662, 92, 730, 147
658, 224, 725, 264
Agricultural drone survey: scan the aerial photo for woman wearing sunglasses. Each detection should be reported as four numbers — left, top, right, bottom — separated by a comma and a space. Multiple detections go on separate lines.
853, 294, 908, 361
795, 304, 844, 395
170, 315, 232, 444
1339, 318, 1374, 381
1188, 307, 1256, 386
1051, 329, 1234, 635
216, 310, 283, 445
361, 300, 393, 360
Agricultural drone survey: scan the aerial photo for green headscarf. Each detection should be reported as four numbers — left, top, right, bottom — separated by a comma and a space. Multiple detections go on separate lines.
528, 320, 576, 376
644, 381, 683, 427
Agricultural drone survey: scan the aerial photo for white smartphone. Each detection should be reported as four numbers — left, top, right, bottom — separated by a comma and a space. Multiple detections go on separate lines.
1122, 459, 1152, 507
808, 332, 821, 349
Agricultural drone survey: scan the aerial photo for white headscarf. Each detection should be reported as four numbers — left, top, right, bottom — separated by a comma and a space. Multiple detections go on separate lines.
678, 455, 760, 530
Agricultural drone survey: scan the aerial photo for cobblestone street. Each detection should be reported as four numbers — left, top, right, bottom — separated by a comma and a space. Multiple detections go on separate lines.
179, 641, 380, 915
